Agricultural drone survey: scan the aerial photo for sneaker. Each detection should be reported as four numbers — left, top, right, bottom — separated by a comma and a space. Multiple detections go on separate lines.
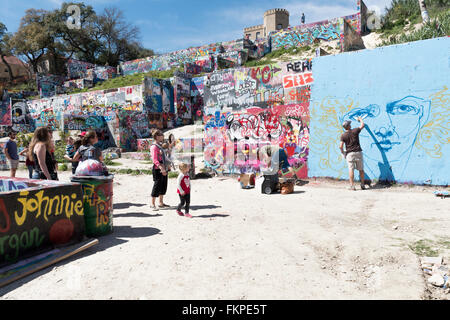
360, 184, 366, 190
159, 203, 171, 208
348, 185, 356, 191
151, 205, 159, 211
176, 210, 184, 216
184, 213, 193, 218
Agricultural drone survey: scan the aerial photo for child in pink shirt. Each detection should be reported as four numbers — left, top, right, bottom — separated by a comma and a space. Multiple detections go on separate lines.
176, 163, 192, 218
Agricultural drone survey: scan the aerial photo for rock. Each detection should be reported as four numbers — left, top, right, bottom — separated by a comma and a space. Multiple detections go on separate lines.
428, 274, 445, 287
393, 225, 399, 230
421, 256, 443, 266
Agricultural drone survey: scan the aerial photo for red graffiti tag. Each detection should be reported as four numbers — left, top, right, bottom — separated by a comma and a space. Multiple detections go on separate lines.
0, 199, 11, 233
283, 73, 314, 89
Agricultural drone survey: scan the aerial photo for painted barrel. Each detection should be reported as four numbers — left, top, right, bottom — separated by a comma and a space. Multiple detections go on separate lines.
71, 175, 114, 237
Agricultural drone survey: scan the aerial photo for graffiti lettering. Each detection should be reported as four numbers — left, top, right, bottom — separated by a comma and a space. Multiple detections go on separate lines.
0, 228, 45, 261
283, 73, 314, 89
14, 190, 84, 226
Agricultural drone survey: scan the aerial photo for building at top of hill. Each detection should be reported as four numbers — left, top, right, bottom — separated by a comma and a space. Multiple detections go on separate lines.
244, 8, 290, 41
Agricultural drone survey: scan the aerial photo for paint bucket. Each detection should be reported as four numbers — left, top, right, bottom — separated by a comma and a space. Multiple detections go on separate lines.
71, 175, 114, 237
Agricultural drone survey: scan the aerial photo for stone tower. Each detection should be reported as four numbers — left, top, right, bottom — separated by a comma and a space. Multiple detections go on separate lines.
263, 8, 289, 36
244, 8, 289, 41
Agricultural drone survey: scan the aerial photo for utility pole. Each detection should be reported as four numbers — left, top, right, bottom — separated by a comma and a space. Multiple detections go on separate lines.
418, 0, 430, 23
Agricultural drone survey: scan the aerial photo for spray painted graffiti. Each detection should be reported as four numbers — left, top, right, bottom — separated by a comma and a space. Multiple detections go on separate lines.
271, 18, 345, 51
0, 101, 11, 126
174, 76, 192, 123
36, 74, 65, 98
0, 178, 85, 266
309, 37, 449, 185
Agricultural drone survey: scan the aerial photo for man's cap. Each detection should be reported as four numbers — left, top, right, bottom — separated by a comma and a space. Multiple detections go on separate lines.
342, 120, 351, 128
79, 131, 87, 137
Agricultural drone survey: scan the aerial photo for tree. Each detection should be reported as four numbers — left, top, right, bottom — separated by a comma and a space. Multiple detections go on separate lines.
0, 22, 14, 83
55, 2, 103, 64
96, 7, 149, 66
9, 9, 52, 73
418, 0, 430, 23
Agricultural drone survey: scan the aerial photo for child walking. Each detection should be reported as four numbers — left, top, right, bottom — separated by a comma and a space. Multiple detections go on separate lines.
176, 163, 192, 218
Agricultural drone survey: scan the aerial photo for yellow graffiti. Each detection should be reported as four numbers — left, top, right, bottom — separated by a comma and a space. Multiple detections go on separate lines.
14, 190, 84, 226
415, 86, 450, 158
309, 96, 357, 178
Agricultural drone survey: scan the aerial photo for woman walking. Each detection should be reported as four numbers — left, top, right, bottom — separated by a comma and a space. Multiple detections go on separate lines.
150, 130, 170, 211
29, 127, 58, 180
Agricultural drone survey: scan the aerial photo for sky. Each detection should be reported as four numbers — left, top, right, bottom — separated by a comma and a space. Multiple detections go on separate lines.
0, 0, 393, 54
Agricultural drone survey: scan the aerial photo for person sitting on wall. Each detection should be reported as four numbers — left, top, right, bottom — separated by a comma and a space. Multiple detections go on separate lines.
29, 127, 58, 180
72, 130, 108, 176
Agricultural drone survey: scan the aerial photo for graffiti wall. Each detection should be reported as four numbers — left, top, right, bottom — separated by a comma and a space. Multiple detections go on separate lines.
0, 143, 8, 170
114, 109, 152, 151
191, 76, 206, 121
11, 99, 34, 133
0, 177, 85, 266
94, 66, 117, 82
64, 79, 93, 90
120, 39, 248, 76
309, 37, 450, 185
36, 74, 65, 98
174, 76, 192, 124
66, 59, 96, 80
0, 101, 11, 126
202, 60, 312, 177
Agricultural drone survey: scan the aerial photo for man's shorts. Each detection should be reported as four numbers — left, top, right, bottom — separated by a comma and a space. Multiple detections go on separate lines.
346, 152, 364, 171
8, 159, 19, 169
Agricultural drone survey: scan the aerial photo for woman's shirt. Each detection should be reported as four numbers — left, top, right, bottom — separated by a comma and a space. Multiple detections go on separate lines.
33, 149, 55, 174
78, 145, 102, 162
150, 143, 165, 169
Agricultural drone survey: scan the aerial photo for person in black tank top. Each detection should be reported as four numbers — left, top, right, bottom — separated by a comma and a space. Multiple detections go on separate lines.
28, 127, 58, 180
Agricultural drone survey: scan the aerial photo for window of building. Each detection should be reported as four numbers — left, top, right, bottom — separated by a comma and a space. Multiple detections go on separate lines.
256, 32, 260, 39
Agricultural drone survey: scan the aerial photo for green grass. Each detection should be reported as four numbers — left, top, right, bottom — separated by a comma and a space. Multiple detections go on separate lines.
243, 46, 313, 67
65, 66, 184, 95
378, 0, 450, 43
106, 162, 122, 167
408, 239, 440, 256
109, 168, 179, 178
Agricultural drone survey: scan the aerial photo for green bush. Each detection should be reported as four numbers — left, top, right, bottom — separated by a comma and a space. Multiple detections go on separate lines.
59, 163, 68, 171
379, 9, 450, 46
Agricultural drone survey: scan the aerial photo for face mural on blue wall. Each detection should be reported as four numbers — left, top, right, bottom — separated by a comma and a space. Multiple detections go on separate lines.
338, 96, 431, 181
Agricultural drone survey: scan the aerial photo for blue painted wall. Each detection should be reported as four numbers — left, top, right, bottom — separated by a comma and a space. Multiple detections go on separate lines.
309, 37, 449, 185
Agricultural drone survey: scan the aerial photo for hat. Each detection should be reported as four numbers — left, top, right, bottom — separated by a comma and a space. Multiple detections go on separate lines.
79, 131, 87, 137
342, 120, 351, 128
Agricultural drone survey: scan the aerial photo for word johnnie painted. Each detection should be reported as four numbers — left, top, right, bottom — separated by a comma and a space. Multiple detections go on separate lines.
14, 190, 84, 226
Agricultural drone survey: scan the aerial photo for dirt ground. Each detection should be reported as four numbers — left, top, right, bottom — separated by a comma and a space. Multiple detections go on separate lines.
0, 165, 449, 300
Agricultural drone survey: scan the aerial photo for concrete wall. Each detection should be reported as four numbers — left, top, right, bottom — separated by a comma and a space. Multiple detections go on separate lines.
309, 37, 450, 185
202, 60, 312, 177
271, 18, 345, 51
0, 177, 85, 266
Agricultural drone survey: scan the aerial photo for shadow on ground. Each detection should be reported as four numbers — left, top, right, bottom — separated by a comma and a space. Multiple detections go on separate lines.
0, 225, 161, 296
190, 205, 222, 211
295, 180, 310, 187
113, 203, 147, 210
114, 212, 162, 218
369, 182, 395, 190
193, 214, 229, 219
